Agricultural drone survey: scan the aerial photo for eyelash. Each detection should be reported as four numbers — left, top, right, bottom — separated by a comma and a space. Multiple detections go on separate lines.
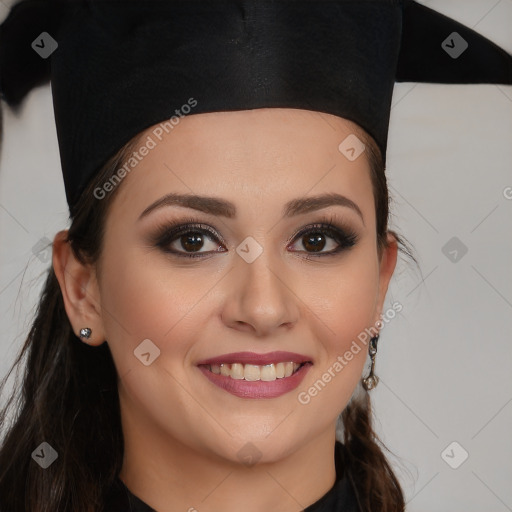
150, 214, 358, 260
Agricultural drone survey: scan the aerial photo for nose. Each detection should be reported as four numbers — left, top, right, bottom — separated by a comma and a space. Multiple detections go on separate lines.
220, 246, 300, 337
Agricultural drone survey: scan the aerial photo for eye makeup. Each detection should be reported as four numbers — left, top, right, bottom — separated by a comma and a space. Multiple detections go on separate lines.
145, 213, 359, 260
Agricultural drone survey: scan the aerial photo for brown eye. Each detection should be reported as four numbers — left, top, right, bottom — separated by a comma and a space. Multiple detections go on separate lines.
154, 222, 226, 258
177, 232, 208, 253
300, 232, 331, 252
288, 223, 358, 256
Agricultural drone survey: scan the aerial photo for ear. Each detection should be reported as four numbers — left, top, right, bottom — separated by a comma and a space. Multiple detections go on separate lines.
374, 232, 398, 324
52, 230, 105, 346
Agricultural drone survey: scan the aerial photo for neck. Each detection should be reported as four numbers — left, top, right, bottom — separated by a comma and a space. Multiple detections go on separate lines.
118, 406, 338, 512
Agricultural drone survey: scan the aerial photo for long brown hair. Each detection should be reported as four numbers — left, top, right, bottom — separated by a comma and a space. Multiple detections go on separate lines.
0, 116, 412, 511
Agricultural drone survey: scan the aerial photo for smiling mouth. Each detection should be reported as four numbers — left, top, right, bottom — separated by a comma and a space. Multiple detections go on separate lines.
199, 361, 311, 381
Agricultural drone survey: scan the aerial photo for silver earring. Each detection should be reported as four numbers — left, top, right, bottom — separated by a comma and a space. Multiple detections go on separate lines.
79, 327, 92, 340
362, 335, 379, 391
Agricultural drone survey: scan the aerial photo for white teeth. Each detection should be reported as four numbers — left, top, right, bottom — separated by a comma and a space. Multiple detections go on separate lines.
231, 363, 244, 380
244, 364, 261, 381
260, 364, 276, 381
209, 362, 303, 381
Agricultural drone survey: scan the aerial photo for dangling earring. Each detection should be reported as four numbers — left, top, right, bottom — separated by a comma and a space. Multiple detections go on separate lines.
79, 327, 92, 340
362, 334, 379, 391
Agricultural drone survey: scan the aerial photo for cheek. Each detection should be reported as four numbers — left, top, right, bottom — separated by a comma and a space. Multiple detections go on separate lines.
295, 249, 379, 407
97, 243, 205, 372
306, 249, 380, 346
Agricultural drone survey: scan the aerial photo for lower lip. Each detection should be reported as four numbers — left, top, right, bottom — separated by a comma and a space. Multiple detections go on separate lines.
197, 363, 312, 399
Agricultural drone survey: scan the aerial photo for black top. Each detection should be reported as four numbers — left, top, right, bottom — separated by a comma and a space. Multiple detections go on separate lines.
104, 441, 361, 511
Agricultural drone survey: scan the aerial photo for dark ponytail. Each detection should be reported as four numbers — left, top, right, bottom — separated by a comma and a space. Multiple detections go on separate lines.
0, 135, 140, 512
0, 270, 122, 512
340, 387, 406, 511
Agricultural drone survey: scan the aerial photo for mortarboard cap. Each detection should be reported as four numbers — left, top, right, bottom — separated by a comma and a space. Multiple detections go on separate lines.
1, 0, 511, 211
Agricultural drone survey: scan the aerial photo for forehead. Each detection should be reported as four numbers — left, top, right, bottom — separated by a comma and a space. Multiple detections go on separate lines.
151, 107, 364, 163
109, 108, 374, 221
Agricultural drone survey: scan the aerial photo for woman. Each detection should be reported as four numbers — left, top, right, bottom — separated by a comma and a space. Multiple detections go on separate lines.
0, 1, 510, 511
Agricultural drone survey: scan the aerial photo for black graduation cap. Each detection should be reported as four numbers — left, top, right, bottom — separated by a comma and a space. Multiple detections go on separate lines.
1, 0, 511, 211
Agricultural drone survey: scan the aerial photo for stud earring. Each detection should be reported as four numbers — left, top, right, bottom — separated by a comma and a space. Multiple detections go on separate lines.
362, 335, 379, 391
79, 327, 92, 340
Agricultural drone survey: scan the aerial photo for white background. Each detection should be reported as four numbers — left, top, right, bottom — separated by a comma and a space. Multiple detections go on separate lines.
1, 1, 511, 510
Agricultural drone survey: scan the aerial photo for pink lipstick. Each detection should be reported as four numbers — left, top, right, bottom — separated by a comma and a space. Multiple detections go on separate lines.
196, 351, 313, 399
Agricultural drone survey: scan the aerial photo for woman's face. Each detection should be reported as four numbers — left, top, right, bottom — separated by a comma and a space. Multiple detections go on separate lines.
90, 108, 396, 464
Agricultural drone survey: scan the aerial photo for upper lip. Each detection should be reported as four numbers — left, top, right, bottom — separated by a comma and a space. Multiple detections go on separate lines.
196, 351, 313, 366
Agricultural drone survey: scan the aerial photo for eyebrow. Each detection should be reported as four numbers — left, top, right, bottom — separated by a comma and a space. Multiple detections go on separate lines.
138, 192, 364, 224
